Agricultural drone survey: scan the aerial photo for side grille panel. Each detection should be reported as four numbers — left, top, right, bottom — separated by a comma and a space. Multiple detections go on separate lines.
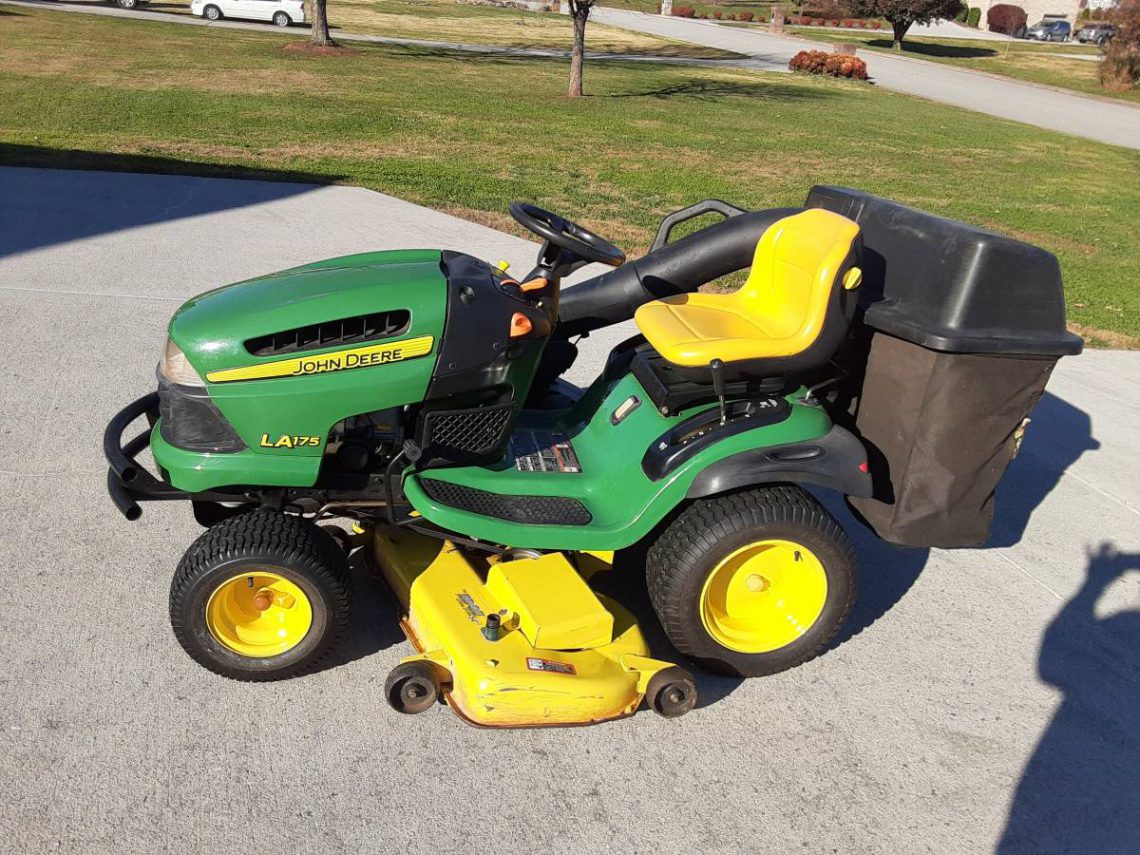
418, 479, 592, 526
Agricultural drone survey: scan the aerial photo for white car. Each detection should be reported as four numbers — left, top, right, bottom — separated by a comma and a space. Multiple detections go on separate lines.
190, 0, 306, 26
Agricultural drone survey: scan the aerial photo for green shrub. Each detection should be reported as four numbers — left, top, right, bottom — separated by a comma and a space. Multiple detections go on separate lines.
967, 6, 981, 26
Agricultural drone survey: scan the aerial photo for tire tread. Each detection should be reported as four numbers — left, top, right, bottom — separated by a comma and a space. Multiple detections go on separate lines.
646, 486, 857, 677
169, 511, 350, 682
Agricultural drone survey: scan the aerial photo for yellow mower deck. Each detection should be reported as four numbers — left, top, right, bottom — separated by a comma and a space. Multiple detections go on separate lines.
370, 525, 693, 727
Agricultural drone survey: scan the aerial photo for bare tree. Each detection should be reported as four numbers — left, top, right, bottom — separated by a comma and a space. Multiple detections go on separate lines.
310, 0, 336, 46
567, 0, 599, 97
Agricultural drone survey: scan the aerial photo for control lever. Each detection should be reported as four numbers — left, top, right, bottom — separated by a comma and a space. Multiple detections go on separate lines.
710, 359, 727, 426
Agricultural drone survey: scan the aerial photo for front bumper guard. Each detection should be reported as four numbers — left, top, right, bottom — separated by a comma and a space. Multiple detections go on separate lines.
103, 392, 232, 520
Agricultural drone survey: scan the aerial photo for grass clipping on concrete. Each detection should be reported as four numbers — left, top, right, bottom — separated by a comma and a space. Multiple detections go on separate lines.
0, 4, 1137, 344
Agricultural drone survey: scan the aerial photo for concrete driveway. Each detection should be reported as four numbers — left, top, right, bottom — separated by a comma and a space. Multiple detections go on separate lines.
594, 9, 1140, 150
1, 166, 1138, 854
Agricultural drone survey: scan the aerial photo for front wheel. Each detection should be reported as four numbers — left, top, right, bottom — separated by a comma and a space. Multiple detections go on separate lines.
116, 0, 137, 8
203, 4, 222, 19
170, 511, 351, 681
646, 486, 856, 678
272, 11, 291, 25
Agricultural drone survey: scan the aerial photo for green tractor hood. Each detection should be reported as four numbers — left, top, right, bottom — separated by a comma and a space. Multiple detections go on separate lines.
170, 249, 446, 376
156, 250, 449, 491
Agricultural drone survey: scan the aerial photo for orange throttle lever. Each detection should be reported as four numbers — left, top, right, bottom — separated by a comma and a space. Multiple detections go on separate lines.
509, 312, 533, 338
518, 277, 548, 293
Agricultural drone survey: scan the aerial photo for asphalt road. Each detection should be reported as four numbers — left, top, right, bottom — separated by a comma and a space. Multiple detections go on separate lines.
593, 9, 1140, 150
1, 167, 1138, 854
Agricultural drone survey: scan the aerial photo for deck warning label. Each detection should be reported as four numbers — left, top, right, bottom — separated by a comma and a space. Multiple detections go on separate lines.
526, 657, 576, 675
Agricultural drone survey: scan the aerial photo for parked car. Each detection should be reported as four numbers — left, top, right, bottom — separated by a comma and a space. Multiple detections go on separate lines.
1025, 19, 1072, 41
189, 0, 306, 26
1077, 22, 1116, 44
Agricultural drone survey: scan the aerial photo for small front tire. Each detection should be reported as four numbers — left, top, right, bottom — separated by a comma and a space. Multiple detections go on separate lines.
170, 511, 351, 681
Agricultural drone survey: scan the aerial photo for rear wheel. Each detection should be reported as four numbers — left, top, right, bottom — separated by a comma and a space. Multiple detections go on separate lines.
272, 11, 291, 25
170, 511, 351, 681
116, 0, 137, 8
647, 486, 856, 677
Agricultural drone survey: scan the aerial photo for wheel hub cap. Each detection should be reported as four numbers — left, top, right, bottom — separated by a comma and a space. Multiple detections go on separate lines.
699, 539, 828, 653
205, 572, 313, 658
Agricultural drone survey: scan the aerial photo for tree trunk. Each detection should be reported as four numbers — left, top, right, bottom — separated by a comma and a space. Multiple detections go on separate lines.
569, 6, 588, 97
890, 18, 911, 50
310, 0, 336, 46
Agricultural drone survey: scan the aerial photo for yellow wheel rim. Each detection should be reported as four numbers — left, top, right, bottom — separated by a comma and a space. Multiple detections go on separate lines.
205, 571, 313, 658
699, 539, 828, 653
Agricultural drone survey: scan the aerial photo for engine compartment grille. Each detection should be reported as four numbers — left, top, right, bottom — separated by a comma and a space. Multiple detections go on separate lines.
245, 310, 410, 356
418, 404, 514, 459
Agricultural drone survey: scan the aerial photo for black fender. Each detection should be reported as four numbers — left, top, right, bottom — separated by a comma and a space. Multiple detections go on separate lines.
685, 424, 872, 499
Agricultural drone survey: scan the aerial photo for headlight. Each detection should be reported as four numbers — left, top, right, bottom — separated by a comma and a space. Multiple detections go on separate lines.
159, 338, 206, 387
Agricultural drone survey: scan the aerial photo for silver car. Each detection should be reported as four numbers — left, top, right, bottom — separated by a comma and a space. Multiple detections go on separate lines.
1025, 19, 1072, 41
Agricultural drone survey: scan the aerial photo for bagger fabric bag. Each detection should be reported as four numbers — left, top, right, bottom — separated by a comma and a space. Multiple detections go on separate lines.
847, 333, 1055, 548
805, 186, 1083, 548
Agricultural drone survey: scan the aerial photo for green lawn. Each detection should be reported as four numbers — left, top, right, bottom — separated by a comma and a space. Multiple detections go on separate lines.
1, 4, 1137, 343
786, 28, 1139, 104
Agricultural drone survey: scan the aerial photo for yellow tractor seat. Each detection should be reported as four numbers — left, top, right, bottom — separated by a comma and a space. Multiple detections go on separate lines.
635, 209, 862, 376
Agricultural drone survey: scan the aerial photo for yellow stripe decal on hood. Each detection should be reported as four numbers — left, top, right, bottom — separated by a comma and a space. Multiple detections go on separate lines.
205, 335, 435, 383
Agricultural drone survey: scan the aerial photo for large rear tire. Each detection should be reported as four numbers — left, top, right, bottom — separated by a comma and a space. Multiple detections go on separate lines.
170, 511, 351, 681
646, 486, 856, 678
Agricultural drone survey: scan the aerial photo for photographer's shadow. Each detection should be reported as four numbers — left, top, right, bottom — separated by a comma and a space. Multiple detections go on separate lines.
998, 544, 1140, 854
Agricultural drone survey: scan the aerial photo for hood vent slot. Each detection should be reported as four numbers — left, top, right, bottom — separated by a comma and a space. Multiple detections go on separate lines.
245, 310, 411, 356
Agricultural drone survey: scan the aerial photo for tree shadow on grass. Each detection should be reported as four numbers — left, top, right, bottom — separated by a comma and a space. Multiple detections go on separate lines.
607, 78, 835, 100
886, 38, 998, 58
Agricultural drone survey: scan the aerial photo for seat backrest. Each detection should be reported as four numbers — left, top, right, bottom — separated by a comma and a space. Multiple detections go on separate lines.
738, 209, 861, 339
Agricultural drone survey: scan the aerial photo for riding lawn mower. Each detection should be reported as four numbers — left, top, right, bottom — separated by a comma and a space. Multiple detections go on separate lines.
105, 186, 1081, 727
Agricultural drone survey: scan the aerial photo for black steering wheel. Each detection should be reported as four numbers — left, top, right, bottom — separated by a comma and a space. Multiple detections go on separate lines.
509, 202, 626, 268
